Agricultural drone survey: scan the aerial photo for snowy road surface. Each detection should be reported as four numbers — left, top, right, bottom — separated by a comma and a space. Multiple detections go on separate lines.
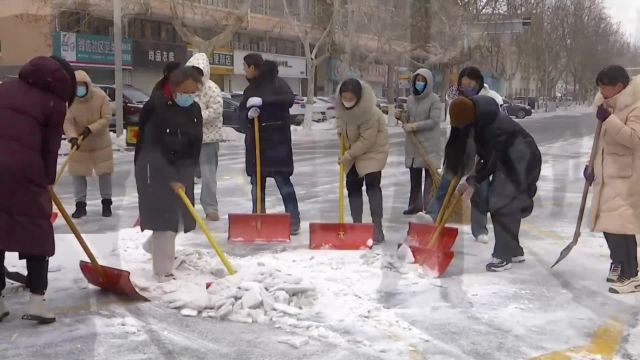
3, 110, 640, 360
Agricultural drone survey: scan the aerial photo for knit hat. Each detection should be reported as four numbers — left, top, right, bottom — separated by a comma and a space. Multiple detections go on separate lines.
449, 97, 476, 128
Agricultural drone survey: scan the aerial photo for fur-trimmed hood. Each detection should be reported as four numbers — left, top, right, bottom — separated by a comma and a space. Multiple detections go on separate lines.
335, 80, 381, 125
592, 75, 640, 112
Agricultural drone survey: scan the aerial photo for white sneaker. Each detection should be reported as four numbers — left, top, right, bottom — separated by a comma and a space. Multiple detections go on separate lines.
512, 255, 526, 263
142, 237, 153, 255
22, 294, 55, 324
475, 234, 490, 244
0, 296, 9, 321
414, 212, 434, 224
609, 276, 640, 294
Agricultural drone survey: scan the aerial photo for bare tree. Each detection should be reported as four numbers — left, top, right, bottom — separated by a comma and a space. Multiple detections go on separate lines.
169, 0, 252, 55
282, 0, 334, 129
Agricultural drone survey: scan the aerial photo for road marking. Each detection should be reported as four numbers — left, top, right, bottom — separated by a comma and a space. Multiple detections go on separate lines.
521, 222, 565, 241
530, 318, 625, 360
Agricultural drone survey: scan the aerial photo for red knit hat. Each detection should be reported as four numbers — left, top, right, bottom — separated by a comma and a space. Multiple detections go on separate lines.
449, 97, 476, 128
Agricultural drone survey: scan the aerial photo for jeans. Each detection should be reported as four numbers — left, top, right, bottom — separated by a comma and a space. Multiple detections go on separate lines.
199, 142, 220, 214
0, 251, 48, 295
426, 170, 489, 237
73, 174, 112, 202
605, 233, 638, 278
251, 175, 300, 226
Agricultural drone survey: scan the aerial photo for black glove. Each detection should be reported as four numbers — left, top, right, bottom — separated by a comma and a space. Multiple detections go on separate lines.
68, 137, 80, 151
80, 127, 92, 139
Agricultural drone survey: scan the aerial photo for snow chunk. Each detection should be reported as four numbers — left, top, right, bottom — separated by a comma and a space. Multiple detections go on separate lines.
277, 336, 310, 349
180, 308, 198, 317
273, 302, 302, 316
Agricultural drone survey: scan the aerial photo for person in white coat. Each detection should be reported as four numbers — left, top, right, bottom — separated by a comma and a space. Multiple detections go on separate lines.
186, 53, 224, 221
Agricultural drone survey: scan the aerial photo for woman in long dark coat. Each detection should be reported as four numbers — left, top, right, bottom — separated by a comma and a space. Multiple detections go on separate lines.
0, 56, 76, 324
135, 67, 203, 281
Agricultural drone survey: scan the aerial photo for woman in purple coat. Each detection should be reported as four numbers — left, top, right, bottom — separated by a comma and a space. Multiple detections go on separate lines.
0, 56, 76, 324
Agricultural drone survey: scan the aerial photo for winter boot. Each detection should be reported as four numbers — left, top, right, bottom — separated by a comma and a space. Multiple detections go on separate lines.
609, 276, 640, 294
0, 295, 9, 321
206, 212, 220, 222
72, 201, 87, 219
486, 258, 512, 272
290, 222, 301, 236
373, 220, 385, 245
101, 199, 112, 218
607, 263, 622, 283
22, 294, 55, 324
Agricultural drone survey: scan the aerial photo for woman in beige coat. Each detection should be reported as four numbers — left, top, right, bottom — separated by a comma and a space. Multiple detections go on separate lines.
336, 79, 389, 244
587, 65, 640, 294
64, 70, 114, 218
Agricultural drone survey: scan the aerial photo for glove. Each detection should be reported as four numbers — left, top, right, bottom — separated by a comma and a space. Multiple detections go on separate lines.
248, 107, 261, 119
247, 97, 263, 108
596, 105, 611, 122
583, 165, 594, 185
341, 151, 353, 166
170, 182, 186, 194
402, 123, 416, 132
80, 127, 92, 138
457, 175, 478, 195
68, 137, 81, 151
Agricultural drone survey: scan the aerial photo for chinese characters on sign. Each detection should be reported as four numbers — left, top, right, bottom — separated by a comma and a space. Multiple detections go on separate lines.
53, 32, 133, 67
211, 52, 233, 67
148, 50, 176, 63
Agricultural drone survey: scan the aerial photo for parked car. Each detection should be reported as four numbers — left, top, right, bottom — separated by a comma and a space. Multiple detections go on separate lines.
315, 97, 337, 120
503, 99, 533, 119
514, 96, 537, 109
376, 98, 389, 114
395, 97, 408, 111
98, 84, 148, 132
289, 96, 328, 124
222, 97, 244, 134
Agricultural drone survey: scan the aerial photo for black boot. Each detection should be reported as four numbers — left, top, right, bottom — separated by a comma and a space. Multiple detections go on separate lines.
101, 199, 112, 218
72, 202, 87, 219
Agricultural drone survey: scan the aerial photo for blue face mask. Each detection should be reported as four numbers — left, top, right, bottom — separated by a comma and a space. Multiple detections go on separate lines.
460, 86, 479, 98
175, 93, 195, 107
415, 81, 427, 93
76, 85, 88, 98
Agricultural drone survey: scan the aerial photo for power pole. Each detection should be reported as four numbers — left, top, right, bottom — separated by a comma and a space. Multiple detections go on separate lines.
114, 0, 124, 137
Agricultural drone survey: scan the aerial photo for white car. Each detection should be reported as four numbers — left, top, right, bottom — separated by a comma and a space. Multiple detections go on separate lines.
289, 96, 328, 124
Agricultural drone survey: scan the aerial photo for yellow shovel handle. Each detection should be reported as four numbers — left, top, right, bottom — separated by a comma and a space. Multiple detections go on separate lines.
428, 191, 463, 250
254, 116, 262, 214
54, 135, 86, 186
339, 133, 345, 224
176, 188, 236, 275
436, 176, 460, 225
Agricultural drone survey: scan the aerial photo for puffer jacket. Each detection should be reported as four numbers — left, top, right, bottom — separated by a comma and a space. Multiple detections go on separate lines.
64, 70, 113, 177
405, 68, 444, 168
336, 80, 389, 176
590, 75, 640, 234
186, 53, 223, 143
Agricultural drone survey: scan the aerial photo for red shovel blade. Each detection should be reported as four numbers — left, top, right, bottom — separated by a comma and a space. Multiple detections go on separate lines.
228, 213, 291, 243
409, 246, 455, 277
407, 222, 459, 251
309, 223, 374, 250
79, 261, 148, 301
50, 212, 58, 224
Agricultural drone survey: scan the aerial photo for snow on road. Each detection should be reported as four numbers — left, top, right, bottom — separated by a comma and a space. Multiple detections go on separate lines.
2, 123, 640, 360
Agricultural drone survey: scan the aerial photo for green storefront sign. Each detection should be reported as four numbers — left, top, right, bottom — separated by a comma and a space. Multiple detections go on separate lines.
53, 31, 133, 68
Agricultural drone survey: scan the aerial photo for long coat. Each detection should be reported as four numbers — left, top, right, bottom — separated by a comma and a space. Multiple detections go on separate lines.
135, 90, 203, 233
64, 70, 114, 177
471, 95, 541, 218
239, 60, 295, 178
186, 53, 224, 144
405, 68, 444, 169
336, 81, 389, 176
590, 76, 640, 234
0, 57, 74, 256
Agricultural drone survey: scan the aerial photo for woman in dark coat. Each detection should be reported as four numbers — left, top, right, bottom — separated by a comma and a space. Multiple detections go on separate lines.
135, 67, 203, 281
0, 56, 76, 324
239, 54, 300, 234
446, 95, 541, 272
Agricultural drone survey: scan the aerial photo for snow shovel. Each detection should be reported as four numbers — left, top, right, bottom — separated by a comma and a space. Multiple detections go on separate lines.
3, 266, 27, 285
228, 116, 291, 243
50, 135, 85, 224
309, 134, 374, 250
49, 188, 148, 301
409, 177, 462, 277
551, 121, 603, 268
175, 187, 236, 275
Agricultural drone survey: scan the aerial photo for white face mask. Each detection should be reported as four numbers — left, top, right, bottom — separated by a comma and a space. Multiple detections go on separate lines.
342, 100, 357, 109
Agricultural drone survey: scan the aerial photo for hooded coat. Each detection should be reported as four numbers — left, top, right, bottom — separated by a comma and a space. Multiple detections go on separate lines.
134, 88, 203, 233
239, 60, 295, 178
0, 57, 75, 256
336, 81, 389, 176
64, 70, 113, 177
590, 76, 640, 234
186, 53, 223, 143
470, 95, 541, 217
405, 68, 444, 168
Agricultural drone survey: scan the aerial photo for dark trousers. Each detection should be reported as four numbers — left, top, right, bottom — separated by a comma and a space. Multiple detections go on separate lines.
0, 251, 49, 295
251, 175, 300, 225
491, 215, 524, 262
407, 168, 433, 212
604, 233, 638, 278
346, 167, 383, 223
